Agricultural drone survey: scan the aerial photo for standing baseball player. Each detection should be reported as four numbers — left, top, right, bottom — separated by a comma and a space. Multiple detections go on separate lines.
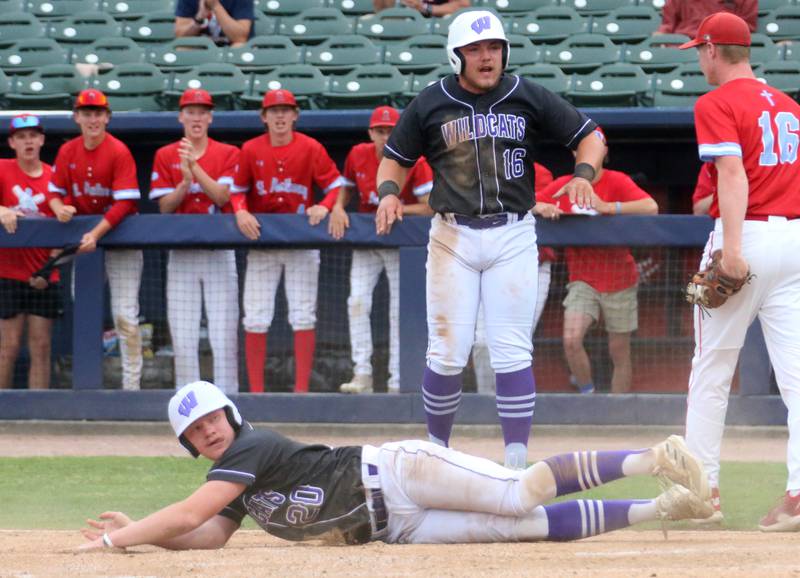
679, 12, 800, 530
0, 114, 61, 390
330, 106, 434, 394
47, 89, 143, 391
232, 89, 343, 393
374, 10, 606, 469
78, 380, 712, 550
149, 89, 240, 394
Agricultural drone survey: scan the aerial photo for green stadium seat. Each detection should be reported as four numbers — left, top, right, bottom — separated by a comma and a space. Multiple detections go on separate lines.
652, 62, 713, 107
47, 12, 121, 44
355, 7, 429, 43
242, 64, 328, 110
564, 0, 637, 17
71, 36, 145, 67
749, 33, 783, 66
755, 60, 800, 99
6, 63, 86, 109
0, 38, 66, 74
383, 34, 447, 73
506, 33, 542, 68
24, 0, 100, 20
254, 0, 325, 17
404, 63, 451, 98
541, 33, 621, 73
637, 0, 666, 12
163, 63, 247, 110
330, 0, 373, 16
508, 7, 590, 45
122, 11, 176, 43
251, 10, 277, 36
0, 68, 11, 96
0, 0, 24, 12
100, 0, 175, 20
482, 0, 559, 14
90, 62, 166, 111
514, 63, 570, 96
622, 34, 695, 73
759, 0, 795, 18
277, 8, 353, 45
303, 34, 381, 73
145, 37, 223, 71
320, 63, 408, 109
566, 62, 649, 106
591, 6, 660, 43
0, 12, 46, 48
759, 7, 800, 42
224, 35, 301, 72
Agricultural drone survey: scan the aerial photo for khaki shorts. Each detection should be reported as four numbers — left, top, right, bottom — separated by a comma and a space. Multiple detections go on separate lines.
562, 281, 638, 333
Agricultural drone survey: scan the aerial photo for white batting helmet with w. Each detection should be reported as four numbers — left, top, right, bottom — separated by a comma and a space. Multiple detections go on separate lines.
446, 10, 509, 74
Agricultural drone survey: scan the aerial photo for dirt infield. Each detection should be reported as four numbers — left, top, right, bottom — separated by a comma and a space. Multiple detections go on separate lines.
0, 422, 794, 578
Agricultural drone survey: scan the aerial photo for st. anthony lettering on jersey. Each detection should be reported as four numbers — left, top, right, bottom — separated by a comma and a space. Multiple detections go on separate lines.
441, 113, 526, 149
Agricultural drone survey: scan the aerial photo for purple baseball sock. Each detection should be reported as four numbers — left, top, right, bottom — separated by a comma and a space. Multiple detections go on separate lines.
543, 499, 648, 541
422, 367, 462, 447
544, 449, 648, 496
495, 366, 536, 447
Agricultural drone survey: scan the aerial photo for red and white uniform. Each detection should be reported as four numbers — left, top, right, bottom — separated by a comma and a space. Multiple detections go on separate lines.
0, 159, 57, 284
342, 144, 433, 390
150, 139, 240, 394
47, 133, 143, 391
686, 78, 800, 491
692, 162, 715, 208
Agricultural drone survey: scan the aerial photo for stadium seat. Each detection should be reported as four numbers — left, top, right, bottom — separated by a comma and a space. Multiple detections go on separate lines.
303, 34, 381, 74
622, 34, 695, 73
506, 34, 542, 68
541, 33, 621, 73
0, 12, 45, 48
755, 60, 800, 99
90, 62, 166, 111
759, 7, 800, 42
508, 7, 590, 45
383, 34, 447, 73
749, 33, 783, 66
321, 63, 408, 109
564, 0, 637, 17
0, 38, 67, 74
637, 0, 667, 11
254, 0, 326, 17
277, 8, 353, 45
47, 12, 121, 44
652, 62, 713, 107
24, 0, 99, 20
330, 0, 373, 16
123, 11, 177, 43
566, 62, 649, 107
163, 63, 247, 110
100, 0, 175, 20
355, 7, 429, 43
758, 0, 795, 18
0, 0, 24, 12
242, 64, 328, 109
514, 63, 571, 96
145, 37, 223, 71
591, 6, 661, 43
224, 35, 301, 72
71, 36, 144, 67
251, 10, 277, 36
404, 63, 451, 99
483, 0, 559, 14
6, 63, 86, 109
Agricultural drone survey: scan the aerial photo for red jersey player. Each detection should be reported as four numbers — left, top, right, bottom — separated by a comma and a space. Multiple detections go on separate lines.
692, 162, 715, 215
537, 129, 658, 395
330, 106, 434, 394
149, 89, 240, 394
231, 89, 343, 393
679, 13, 800, 530
0, 114, 61, 390
47, 89, 144, 391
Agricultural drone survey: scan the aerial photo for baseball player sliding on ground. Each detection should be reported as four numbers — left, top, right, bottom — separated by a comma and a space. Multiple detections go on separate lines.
331, 106, 434, 394
149, 89, 240, 395
374, 10, 606, 469
77, 381, 712, 550
46, 89, 143, 391
680, 13, 800, 530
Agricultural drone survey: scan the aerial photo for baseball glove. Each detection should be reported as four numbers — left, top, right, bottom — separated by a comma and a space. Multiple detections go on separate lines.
685, 250, 753, 310
28, 243, 80, 290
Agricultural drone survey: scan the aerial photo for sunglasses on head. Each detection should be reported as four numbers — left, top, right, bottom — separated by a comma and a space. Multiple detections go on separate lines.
10, 115, 42, 132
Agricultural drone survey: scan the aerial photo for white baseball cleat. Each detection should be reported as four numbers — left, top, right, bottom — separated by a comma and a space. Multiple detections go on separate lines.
339, 374, 373, 394
655, 484, 714, 522
651, 435, 711, 502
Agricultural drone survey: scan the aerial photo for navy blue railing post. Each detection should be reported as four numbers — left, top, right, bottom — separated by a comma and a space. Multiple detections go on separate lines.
72, 249, 105, 390
398, 246, 428, 393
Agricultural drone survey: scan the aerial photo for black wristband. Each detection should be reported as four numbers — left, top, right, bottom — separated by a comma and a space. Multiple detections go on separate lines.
573, 162, 595, 182
378, 180, 400, 200
422, 3, 433, 17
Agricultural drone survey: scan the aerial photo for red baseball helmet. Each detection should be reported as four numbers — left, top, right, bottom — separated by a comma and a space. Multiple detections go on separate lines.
369, 106, 400, 128
75, 89, 110, 110
179, 88, 214, 109
262, 89, 298, 110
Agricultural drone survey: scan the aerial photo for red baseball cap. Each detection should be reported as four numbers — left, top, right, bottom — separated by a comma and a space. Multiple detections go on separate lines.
679, 12, 751, 49
9, 114, 44, 135
75, 88, 110, 110
179, 88, 214, 109
261, 89, 298, 110
369, 106, 400, 128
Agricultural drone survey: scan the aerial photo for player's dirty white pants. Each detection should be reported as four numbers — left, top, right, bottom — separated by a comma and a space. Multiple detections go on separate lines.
348, 249, 399, 388
426, 214, 538, 375
686, 218, 800, 491
105, 250, 143, 391
242, 249, 319, 332
362, 441, 552, 544
166, 250, 239, 395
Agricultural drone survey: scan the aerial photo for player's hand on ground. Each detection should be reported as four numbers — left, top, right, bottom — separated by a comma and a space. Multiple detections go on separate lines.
328, 206, 350, 240
53, 204, 77, 223
235, 209, 260, 240
375, 195, 402, 235
78, 232, 98, 254
720, 252, 750, 280
554, 176, 595, 210
532, 202, 562, 220
81, 511, 132, 541
0, 207, 23, 233
307, 204, 329, 226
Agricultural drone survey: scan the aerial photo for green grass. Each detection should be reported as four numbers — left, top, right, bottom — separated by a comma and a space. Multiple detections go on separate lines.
0, 457, 787, 531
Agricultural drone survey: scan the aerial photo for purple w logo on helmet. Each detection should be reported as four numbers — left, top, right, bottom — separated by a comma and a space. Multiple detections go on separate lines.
470, 15, 491, 34
178, 391, 198, 417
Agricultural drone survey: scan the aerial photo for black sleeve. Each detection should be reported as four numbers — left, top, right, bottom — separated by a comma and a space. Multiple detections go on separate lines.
218, 496, 247, 525
206, 429, 282, 486
383, 97, 424, 168
525, 80, 597, 150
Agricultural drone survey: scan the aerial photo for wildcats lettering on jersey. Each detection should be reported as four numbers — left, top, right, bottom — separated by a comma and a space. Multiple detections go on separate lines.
441, 113, 527, 149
